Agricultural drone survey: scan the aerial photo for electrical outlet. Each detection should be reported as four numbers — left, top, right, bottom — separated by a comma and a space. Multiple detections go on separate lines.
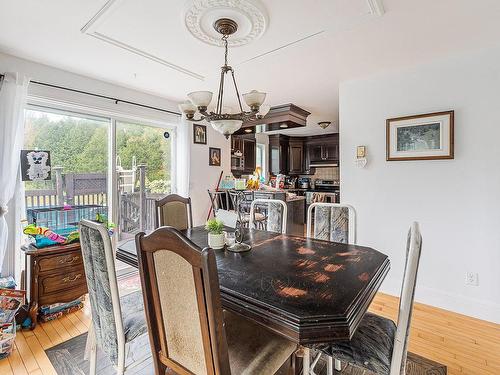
465, 272, 479, 286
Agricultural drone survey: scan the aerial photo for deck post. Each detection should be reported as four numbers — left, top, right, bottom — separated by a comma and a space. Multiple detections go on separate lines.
138, 164, 147, 231
53, 166, 64, 206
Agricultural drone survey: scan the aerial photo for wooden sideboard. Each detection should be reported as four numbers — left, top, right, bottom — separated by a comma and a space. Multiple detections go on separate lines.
22, 242, 87, 329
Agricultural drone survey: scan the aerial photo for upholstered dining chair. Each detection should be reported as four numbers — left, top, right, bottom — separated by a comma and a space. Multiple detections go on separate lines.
309, 222, 423, 375
155, 194, 193, 230
250, 198, 287, 234
79, 219, 149, 375
306, 202, 357, 244
135, 226, 298, 375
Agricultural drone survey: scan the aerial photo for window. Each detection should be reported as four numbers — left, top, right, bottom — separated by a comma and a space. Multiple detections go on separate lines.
22, 107, 175, 244
256, 143, 266, 179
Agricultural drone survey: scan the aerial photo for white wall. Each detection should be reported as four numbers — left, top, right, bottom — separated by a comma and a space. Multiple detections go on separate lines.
339, 47, 500, 323
189, 126, 231, 226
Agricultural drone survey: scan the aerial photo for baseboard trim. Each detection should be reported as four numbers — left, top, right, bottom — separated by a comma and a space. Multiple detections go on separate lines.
380, 277, 500, 324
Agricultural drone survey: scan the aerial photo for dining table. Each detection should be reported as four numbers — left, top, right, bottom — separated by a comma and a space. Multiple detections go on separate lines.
117, 226, 390, 349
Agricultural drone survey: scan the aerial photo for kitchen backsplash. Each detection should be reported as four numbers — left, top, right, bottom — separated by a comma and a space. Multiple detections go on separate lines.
301, 167, 339, 181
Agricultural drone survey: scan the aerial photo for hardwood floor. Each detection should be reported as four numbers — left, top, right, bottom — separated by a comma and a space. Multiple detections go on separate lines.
1, 293, 498, 375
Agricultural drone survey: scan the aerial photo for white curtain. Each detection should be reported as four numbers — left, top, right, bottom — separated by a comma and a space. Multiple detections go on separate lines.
0, 73, 30, 275
174, 116, 191, 197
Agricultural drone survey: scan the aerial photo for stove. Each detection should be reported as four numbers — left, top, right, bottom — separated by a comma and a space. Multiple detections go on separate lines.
314, 179, 339, 191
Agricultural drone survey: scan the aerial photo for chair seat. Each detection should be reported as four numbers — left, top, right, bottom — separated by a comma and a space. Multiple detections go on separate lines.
315, 313, 396, 375
120, 290, 148, 342
224, 311, 296, 375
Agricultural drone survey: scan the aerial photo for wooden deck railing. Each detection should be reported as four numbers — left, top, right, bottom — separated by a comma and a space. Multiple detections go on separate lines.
25, 166, 168, 238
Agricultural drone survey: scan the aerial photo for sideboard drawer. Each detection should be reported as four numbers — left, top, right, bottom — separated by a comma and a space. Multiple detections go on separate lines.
38, 251, 83, 272
40, 268, 86, 295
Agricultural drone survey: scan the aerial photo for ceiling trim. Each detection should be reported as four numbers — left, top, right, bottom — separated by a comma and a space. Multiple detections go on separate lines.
81, 0, 205, 81
366, 0, 385, 16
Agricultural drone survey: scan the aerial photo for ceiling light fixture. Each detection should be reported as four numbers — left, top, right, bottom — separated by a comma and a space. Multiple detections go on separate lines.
318, 121, 331, 129
179, 18, 268, 138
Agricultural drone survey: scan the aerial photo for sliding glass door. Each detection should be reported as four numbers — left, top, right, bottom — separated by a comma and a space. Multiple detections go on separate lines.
115, 121, 173, 241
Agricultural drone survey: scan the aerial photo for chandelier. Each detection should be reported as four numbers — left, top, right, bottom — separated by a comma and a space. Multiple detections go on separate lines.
179, 18, 269, 138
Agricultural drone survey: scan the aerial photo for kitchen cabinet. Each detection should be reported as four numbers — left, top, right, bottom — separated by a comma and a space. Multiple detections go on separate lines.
231, 134, 256, 176
269, 135, 289, 175
306, 134, 339, 167
242, 137, 256, 173
288, 138, 305, 174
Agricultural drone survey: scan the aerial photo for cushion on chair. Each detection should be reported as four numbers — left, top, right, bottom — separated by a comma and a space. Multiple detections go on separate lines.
224, 311, 296, 375
120, 290, 148, 342
315, 313, 396, 375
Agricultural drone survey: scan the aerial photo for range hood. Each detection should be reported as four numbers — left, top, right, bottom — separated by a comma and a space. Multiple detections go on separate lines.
236, 103, 310, 134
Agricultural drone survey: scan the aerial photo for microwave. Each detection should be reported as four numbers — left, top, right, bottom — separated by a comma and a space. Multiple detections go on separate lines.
231, 155, 244, 170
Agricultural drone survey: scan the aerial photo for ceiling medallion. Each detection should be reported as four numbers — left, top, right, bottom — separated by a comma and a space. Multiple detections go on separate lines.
179, 18, 270, 138
184, 0, 267, 47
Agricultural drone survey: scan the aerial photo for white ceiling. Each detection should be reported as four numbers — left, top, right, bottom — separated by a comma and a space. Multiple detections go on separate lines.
1, 0, 500, 135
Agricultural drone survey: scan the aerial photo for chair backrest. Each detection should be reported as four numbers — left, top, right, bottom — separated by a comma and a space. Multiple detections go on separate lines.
208, 190, 229, 215
306, 203, 357, 244
250, 198, 287, 234
155, 194, 193, 230
215, 209, 238, 229
390, 222, 423, 375
79, 219, 124, 366
136, 227, 231, 375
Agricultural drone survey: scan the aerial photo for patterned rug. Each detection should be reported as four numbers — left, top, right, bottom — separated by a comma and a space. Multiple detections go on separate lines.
45, 271, 446, 374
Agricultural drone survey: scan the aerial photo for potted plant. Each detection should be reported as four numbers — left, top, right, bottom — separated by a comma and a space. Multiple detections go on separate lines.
205, 218, 225, 249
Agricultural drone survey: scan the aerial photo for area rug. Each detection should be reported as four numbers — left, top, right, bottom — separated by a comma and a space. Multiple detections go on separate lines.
46, 271, 446, 374
46, 332, 446, 375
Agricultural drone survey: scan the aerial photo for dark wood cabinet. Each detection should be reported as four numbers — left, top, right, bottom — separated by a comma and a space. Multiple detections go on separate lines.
22, 242, 88, 329
306, 134, 339, 167
269, 135, 289, 175
288, 138, 305, 175
231, 134, 256, 176
242, 137, 256, 173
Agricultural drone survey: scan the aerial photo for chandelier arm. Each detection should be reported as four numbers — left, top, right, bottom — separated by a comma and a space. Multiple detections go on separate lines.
216, 68, 225, 115
230, 69, 244, 113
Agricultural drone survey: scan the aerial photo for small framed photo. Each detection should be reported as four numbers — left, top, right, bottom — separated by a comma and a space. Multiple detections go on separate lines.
386, 110, 454, 161
209, 147, 221, 166
193, 124, 207, 144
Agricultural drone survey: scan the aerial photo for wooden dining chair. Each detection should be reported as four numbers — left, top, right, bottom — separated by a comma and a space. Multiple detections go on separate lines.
155, 194, 193, 230
135, 226, 297, 375
306, 202, 357, 244
250, 198, 287, 234
79, 219, 149, 375
311, 222, 423, 375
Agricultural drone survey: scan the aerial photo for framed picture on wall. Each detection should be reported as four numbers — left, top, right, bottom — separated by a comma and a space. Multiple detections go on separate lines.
209, 147, 221, 166
193, 124, 207, 144
386, 110, 454, 161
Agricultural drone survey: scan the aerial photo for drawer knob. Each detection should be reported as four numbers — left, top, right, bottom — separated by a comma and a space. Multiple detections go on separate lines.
63, 274, 82, 283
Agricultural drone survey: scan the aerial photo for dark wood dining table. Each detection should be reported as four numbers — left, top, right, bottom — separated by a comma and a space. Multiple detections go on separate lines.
117, 226, 390, 346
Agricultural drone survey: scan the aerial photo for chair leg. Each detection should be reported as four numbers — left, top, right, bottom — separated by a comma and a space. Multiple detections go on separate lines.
310, 352, 322, 375
302, 347, 310, 375
85, 325, 97, 375
335, 359, 342, 371
117, 342, 126, 375
326, 355, 333, 375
